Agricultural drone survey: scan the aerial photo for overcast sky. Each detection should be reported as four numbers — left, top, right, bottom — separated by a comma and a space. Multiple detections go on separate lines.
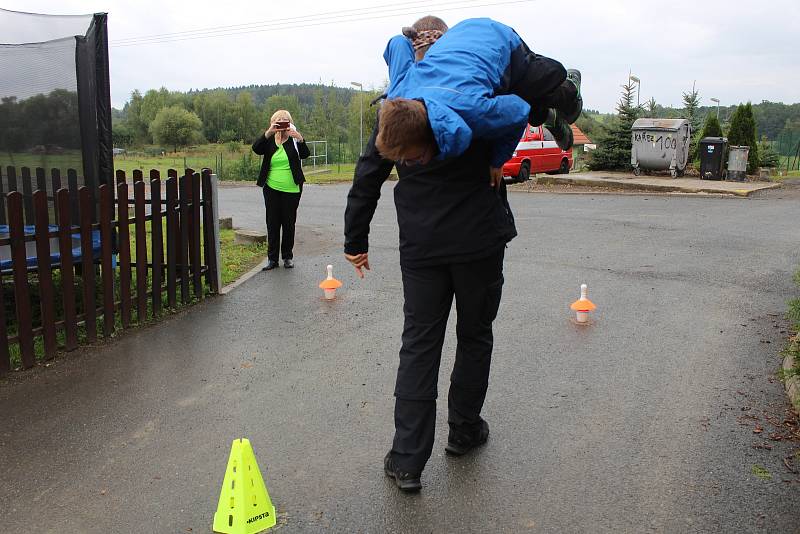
3, 0, 798, 113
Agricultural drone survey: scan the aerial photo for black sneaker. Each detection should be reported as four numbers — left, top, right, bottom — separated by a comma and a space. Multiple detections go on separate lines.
563, 69, 583, 124
384, 452, 422, 492
445, 419, 489, 456
283, 259, 294, 269
262, 260, 278, 271
544, 109, 574, 151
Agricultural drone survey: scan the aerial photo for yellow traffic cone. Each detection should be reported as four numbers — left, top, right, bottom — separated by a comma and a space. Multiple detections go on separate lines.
213, 438, 276, 534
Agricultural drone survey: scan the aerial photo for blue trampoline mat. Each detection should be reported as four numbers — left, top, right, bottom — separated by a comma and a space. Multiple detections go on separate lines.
0, 225, 102, 272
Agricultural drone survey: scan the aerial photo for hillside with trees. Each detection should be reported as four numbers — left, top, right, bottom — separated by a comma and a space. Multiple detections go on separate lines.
113, 83, 383, 163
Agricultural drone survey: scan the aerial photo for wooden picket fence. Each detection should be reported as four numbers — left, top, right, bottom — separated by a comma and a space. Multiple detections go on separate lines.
0, 167, 220, 373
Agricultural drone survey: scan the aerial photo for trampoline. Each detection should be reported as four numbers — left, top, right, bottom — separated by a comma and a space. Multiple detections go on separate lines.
0, 225, 101, 273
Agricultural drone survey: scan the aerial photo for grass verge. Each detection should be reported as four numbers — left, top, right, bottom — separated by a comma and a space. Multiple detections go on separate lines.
778, 269, 800, 409
3, 226, 266, 371
219, 228, 267, 286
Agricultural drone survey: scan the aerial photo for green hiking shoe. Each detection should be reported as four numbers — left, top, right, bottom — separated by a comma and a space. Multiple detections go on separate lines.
563, 68, 583, 124
544, 108, 574, 151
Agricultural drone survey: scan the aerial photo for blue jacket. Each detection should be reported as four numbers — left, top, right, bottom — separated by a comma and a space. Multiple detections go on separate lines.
383, 18, 530, 168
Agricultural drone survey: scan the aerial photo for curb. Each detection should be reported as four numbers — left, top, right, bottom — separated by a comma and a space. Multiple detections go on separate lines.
536, 176, 779, 197
218, 181, 257, 188
783, 343, 800, 413
220, 259, 265, 295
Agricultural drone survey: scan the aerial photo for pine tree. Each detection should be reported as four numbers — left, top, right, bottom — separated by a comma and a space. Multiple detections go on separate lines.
588, 80, 638, 170
728, 103, 760, 173
758, 136, 780, 168
646, 97, 657, 116
700, 113, 723, 139
682, 82, 701, 161
743, 103, 760, 172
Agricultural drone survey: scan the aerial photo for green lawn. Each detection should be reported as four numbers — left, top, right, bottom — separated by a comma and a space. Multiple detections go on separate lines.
4, 145, 360, 184
1, 151, 83, 172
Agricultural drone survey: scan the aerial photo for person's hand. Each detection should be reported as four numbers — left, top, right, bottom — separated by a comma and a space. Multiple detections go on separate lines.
265, 124, 279, 137
489, 167, 503, 188
287, 129, 304, 142
345, 253, 370, 278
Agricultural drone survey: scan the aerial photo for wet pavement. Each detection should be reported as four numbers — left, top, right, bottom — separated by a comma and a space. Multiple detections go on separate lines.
1, 183, 799, 533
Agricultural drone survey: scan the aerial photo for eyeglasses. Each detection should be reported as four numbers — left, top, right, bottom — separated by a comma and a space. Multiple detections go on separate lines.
400, 145, 431, 166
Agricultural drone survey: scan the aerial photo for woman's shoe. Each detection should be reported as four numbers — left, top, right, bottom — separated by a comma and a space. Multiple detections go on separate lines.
284, 259, 294, 269
262, 260, 278, 271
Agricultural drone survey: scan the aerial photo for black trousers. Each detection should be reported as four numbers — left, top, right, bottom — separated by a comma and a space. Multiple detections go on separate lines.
391, 249, 505, 473
262, 185, 301, 262
507, 37, 578, 126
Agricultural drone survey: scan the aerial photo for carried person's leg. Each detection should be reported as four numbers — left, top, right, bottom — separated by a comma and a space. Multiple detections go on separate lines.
391, 262, 454, 477
506, 36, 566, 125
447, 249, 505, 454
280, 190, 301, 262
264, 185, 282, 263
506, 35, 581, 150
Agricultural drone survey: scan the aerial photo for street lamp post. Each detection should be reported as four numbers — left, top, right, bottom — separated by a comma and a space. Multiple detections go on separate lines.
629, 75, 641, 108
710, 97, 720, 119
350, 81, 363, 157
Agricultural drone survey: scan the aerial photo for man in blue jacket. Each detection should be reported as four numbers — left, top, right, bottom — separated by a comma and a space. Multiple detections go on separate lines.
378, 17, 581, 181
344, 17, 519, 491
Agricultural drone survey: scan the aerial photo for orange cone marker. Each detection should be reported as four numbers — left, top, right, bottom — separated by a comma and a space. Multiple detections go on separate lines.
319, 264, 342, 300
570, 283, 596, 324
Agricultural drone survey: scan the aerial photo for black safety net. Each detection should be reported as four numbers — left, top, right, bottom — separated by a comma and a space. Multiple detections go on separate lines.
0, 8, 112, 224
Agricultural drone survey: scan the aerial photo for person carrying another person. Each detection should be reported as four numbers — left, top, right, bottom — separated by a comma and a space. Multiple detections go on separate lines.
379, 16, 582, 183
344, 15, 526, 492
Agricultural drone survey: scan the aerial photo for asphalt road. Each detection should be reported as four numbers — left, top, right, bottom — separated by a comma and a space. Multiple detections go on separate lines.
1, 182, 799, 533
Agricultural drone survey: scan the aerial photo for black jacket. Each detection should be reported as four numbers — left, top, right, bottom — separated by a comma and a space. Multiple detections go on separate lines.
344, 119, 517, 267
252, 133, 310, 188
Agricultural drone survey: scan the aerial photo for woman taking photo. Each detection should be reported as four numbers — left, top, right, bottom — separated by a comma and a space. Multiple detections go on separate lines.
253, 110, 310, 270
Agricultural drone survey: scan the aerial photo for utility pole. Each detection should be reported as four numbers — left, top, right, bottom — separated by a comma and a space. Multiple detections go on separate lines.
710, 97, 720, 119
350, 81, 364, 157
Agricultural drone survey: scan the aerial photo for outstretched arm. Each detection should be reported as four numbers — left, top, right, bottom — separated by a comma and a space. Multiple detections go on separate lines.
344, 116, 395, 277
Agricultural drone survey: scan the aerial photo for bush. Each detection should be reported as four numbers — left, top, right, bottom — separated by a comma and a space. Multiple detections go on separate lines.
224, 152, 261, 181
144, 147, 166, 156
219, 129, 238, 143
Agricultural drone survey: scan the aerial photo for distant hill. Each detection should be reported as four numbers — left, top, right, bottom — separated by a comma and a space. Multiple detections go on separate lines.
186, 83, 361, 108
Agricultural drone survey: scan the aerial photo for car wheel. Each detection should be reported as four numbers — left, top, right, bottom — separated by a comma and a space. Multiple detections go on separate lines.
558, 158, 570, 174
516, 161, 530, 182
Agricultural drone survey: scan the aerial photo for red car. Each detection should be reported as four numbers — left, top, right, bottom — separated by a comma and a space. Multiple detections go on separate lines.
502, 124, 573, 181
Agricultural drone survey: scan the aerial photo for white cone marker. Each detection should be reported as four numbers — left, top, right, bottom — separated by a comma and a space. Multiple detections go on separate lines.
319, 264, 343, 300
570, 283, 596, 324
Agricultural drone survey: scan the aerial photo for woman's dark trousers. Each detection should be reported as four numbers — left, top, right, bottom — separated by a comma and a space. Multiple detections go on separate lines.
390, 250, 505, 474
262, 185, 301, 262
